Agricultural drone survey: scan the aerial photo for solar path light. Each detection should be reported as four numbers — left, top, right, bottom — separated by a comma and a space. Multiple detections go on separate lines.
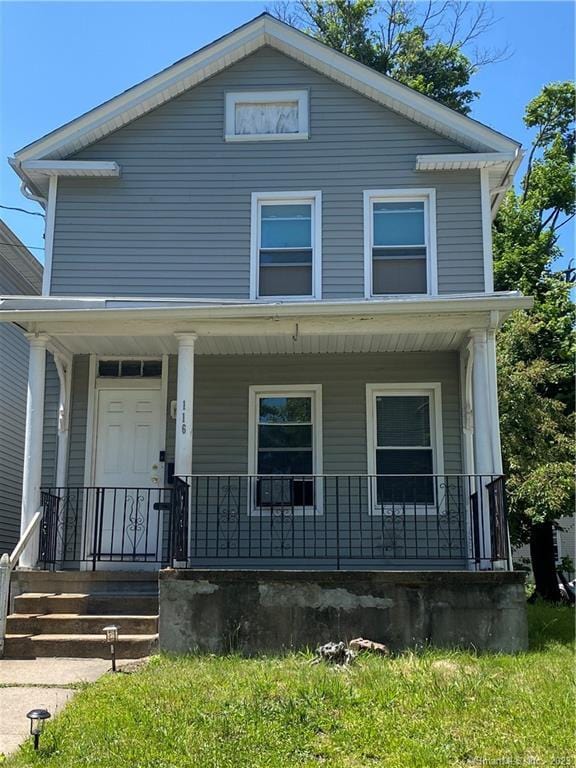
103, 624, 119, 671
26, 708, 51, 750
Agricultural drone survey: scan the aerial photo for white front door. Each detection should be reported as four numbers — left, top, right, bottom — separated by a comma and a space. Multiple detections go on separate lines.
92, 387, 163, 563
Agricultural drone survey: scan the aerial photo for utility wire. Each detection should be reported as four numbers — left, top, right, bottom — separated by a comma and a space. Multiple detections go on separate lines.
0, 240, 44, 250
0, 204, 45, 218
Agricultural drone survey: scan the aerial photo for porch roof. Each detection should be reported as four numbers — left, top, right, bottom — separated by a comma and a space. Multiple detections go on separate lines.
0, 292, 532, 356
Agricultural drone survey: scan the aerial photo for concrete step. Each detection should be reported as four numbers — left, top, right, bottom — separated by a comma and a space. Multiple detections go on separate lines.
13, 593, 158, 616
3, 633, 158, 659
6, 614, 158, 636
13, 570, 159, 596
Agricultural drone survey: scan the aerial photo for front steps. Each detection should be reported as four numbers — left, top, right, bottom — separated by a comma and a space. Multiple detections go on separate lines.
4, 571, 159, 659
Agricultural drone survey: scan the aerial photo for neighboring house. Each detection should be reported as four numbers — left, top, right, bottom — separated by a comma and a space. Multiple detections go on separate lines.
0, 220, 43, 553
513, 515, 576, 579
0, 14, 533, 656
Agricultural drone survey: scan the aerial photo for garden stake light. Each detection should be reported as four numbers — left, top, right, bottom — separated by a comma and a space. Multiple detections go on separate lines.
26, 708, 51, 750
103, 624, 119, 671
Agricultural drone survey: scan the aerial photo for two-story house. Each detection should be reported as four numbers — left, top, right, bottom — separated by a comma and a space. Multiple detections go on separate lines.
0, 14, 531, 657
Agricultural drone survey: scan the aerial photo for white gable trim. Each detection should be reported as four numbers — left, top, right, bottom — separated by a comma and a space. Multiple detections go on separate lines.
41, 176, 58, 296
415, 152, 517, 171
12, 14, 519, 169
21, 160, 121, 177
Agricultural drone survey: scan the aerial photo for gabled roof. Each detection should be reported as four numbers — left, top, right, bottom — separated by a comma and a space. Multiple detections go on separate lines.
11, 12, 520, 177
0, 220, 43, 294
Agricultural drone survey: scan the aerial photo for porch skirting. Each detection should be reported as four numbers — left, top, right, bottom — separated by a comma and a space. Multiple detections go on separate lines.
158, 569, 528, 654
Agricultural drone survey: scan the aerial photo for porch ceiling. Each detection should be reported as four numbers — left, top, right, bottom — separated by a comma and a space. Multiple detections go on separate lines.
56, 330, 467, 356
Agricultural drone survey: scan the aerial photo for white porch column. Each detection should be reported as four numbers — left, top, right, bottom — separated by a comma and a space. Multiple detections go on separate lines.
486, 330, 503, 475
174, 333, 197, 478
19, 334, 48, 568
470, 329, 496, 567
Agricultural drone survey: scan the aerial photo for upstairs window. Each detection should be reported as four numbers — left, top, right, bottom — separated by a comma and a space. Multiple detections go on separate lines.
364, 190, 437, 296
225, 91, 309, 141
251, 192, 322, 300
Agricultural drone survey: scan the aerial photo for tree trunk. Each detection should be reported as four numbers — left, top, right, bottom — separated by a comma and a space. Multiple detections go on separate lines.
529, 522, 561, 602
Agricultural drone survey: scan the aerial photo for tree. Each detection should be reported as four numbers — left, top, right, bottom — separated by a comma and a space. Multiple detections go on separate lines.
271, 0, 508, 113
493, 82, 575, 602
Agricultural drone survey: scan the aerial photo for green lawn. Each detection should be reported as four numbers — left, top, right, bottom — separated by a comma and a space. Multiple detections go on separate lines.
5, 603, 575, 768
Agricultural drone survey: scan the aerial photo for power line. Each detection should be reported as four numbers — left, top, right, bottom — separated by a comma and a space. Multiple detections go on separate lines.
0, 240, 44, 250
0, 204, 45, 218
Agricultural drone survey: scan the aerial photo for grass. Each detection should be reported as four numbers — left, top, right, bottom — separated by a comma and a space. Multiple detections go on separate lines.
4, 603, 575, 768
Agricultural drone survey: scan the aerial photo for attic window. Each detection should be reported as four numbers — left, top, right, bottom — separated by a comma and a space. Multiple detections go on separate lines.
225, 91, 309, 141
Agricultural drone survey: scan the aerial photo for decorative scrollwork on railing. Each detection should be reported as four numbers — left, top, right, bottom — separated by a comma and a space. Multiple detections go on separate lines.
270, 507, 295, 554
125, 493, 146, 552
216, 482, 241, 551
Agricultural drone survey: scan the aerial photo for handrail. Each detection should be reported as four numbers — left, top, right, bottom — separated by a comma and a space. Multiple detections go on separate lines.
0, 506, 43, 657
9, 508, 43, 568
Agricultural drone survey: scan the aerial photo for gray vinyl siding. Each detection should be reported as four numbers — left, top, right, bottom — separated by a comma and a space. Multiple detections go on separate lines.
41, 355, 59, 488
66, 355, 90, 487
191, 352, 461, 475
0, 322, 27, 552
51, 47, 484, 298
0, 260, 33, 552
64, 351, 462, 479
62, 351, 465, 568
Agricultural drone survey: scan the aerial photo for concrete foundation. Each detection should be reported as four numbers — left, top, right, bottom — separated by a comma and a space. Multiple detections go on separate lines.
159, 569, 528, 654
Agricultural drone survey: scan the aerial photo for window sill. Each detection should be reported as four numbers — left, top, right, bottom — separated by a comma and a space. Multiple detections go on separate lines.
369, 292, 432, 299
225, 132, 309, 142
250, 506, 322, 517
370, 505, 443, 517
254, 295, 320, 303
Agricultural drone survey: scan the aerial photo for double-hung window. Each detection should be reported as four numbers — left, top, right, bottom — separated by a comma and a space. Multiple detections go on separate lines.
364, 189, 436, 296
251, 192, 321, 299
366, 384, 444, 511
248, 385, 322, 512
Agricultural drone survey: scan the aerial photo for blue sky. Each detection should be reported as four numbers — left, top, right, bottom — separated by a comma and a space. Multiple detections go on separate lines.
0, 1, 574, 269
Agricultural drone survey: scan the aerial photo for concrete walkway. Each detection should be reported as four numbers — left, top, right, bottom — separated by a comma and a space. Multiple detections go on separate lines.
0, 658, 113, 757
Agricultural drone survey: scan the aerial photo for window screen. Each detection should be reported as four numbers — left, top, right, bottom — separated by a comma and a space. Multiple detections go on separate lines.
372, 201, 427, 295
259, 203, 313, 297
374, 394, 434, 505
235, 101, 299, 136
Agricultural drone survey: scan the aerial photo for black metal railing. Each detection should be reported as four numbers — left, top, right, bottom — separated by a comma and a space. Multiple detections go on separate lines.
38, 485, 187, 570
180, 474, 507, 568
38, 474, 508, 571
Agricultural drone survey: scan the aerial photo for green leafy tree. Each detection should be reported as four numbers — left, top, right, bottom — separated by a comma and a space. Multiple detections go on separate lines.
271, 0, 508, 113
493, 82, 575, 602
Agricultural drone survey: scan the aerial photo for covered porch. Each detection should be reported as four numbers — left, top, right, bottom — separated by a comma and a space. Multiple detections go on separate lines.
0, 293, 529, 573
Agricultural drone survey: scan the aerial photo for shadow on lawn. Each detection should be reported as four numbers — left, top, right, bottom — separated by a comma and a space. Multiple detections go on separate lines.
527, 601, 575, 651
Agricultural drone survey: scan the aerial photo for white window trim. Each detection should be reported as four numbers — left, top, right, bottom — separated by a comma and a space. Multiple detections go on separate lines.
225, 90, 309, 142
480, 168, 495, 293
250, 190, 322, 301
247, 384, 323, 515
363, 188, 438, 299
365, 383, 444, 516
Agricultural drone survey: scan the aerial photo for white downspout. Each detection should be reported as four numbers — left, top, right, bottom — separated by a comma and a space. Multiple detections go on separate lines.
19, 181, 46, 209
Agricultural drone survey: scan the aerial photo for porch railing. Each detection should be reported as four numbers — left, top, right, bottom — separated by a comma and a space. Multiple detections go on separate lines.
38, 486, 183, 570
39, 474, 508, 570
